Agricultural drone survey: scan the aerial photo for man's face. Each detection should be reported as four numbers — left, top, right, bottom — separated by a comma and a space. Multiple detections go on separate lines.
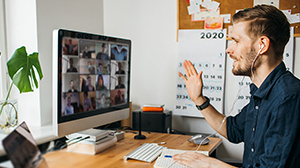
88, 78, 92, 85
70, 81, 74, 88
102, 44, 107, 52
226, 21, 258, 76
69, 59, 73, 66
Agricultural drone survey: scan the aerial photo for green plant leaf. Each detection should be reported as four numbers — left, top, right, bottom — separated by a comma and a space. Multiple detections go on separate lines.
6, 46, 43, 93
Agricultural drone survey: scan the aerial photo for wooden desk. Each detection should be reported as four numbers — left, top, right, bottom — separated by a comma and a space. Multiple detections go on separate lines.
43, 132, 222, 168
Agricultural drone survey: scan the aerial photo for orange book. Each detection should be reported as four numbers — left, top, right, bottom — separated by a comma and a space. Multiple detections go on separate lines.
142, 104, 164, 112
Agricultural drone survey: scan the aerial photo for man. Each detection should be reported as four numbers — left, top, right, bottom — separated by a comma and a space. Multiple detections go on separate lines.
65, 39, 78, 55
82, 46, 91, 58
111, 45, 127, 60
114, 90, 124, 105
96, 43, 109, 60
116, 62, 125, 74
68, 80, 78, 92
115, 76, 125, 89
83, 76, 95, 92
174, 5, 300, 168
66, 58, 77, 72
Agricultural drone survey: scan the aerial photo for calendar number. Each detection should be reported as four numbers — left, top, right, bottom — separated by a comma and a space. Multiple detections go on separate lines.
200, 32, 224, 39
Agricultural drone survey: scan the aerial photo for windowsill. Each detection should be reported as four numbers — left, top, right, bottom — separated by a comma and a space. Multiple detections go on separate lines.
0, 124, 58, 156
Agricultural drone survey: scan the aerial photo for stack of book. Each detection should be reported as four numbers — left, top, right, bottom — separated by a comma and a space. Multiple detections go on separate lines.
142, 104, 164, 112
66, 129, 117, 155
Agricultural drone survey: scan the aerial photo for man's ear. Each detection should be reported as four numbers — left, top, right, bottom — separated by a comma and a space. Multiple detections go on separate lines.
258, 36, 270, 54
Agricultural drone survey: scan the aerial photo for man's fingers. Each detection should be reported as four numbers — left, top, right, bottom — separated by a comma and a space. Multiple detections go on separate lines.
178, 72, 187, 81
183, 60, 198, 77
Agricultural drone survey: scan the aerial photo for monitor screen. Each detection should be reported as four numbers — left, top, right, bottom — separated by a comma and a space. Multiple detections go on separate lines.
52, 29, 131, 137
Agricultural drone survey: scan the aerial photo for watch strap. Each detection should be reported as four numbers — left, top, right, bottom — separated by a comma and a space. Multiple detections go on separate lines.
196, 96, 210, 110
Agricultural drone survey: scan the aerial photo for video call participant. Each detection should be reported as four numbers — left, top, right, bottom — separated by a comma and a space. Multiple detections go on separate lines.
82, 46, 91, 58
88, 61, 95, 74
115, 76, 125, 89
111, 45, 127, 61
99, 93, 107, 108
174, 5, 300, 168
83, 76, 95, 92
96, 75, 108, 91
63, 97, 74, 116
67, 58, 78, 72
68, 80, 78, 92
65, 39, 78, 55
96, 43, 109, 60
96, 62, 103, 74
114, 90, 124, 105
115, 62, 125, 74
82, 91, 93, 111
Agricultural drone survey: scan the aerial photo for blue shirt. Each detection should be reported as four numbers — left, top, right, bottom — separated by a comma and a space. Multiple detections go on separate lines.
227, 62, 300, 168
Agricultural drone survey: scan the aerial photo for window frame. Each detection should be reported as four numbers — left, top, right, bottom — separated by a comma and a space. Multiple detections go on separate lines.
0, 0, 8, 99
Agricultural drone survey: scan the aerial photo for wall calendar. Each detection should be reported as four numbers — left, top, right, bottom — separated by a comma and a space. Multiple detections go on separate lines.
174, 29, 227, 117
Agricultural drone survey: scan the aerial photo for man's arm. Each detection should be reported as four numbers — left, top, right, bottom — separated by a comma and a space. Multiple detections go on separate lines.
178, 60, 227, 139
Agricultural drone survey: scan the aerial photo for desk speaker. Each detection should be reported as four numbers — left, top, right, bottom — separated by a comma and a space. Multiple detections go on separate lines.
132, 111, 172, 133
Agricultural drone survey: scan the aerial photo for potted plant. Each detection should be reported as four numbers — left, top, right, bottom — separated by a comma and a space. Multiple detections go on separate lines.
0, 46, 43, 131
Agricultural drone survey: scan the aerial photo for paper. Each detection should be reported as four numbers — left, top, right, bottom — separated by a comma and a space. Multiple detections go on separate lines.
192, 8, 220, 21
154, 148, 208, 168
253, 0, 280, 8
190, 0, 202, 6
175, 29, 227, 117
220, 14, 231, 23
187, 5, 200, 15
289, 13, 300, 24
202, 0, 220, 11
283, 27, 295, 72
282, 10, 292, 22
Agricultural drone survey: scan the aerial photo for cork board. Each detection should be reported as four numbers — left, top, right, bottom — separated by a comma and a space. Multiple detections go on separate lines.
178, 0, 300, 36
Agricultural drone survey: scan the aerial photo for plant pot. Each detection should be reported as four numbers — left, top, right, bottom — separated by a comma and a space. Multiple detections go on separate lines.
0, 99, 18, 133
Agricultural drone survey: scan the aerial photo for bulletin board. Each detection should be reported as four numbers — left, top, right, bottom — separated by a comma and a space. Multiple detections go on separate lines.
178, 0, 300, 36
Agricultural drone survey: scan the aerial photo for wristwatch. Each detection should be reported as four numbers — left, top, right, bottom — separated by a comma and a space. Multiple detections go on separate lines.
195, 96, 210, 110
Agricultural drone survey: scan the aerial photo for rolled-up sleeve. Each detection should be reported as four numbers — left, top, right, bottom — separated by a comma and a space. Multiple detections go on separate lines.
227, 105, 248, 144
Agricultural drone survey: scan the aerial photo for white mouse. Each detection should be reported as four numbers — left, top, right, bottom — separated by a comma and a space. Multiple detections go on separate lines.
187, 134, 210, 145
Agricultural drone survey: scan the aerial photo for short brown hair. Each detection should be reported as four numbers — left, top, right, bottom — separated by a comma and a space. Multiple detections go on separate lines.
233, 5, 290, 58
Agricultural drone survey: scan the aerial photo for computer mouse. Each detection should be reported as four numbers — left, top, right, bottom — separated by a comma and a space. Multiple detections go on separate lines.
187, 134, 210, 145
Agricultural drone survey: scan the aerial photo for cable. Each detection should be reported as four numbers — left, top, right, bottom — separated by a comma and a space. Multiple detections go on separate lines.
168, 76, 246, 168
44, 136, 90, 154
251, 45, 264, 81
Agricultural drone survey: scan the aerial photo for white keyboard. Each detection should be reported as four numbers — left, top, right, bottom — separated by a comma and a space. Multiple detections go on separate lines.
124, 143, 167, 163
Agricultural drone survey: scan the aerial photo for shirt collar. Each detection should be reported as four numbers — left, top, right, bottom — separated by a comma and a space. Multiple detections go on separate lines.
250, 61, 287, 98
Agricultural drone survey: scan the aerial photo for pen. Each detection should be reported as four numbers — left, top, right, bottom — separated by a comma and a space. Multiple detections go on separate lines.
164, 155, 172, 158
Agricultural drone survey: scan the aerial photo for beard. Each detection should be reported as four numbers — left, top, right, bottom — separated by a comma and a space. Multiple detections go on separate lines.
232, 46, 258, 77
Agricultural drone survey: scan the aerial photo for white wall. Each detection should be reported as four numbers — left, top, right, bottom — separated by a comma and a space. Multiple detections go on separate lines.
35, 0, 104, 126
103, 0, 300, 161
4, 0, 104, 126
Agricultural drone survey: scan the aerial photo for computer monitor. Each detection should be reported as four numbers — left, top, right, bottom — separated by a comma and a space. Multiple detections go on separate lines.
52, 29, 131, 137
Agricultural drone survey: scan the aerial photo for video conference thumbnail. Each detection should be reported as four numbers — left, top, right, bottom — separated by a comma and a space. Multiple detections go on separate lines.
61, 38, 129, 117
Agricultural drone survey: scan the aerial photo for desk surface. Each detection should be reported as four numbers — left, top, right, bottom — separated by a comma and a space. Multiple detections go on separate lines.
43, 132, 222, 168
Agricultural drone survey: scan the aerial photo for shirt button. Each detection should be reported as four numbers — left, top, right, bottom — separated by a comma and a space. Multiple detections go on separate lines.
255, 106, 259, 109
251, 148, 254, 152
253, 128, 255, 132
